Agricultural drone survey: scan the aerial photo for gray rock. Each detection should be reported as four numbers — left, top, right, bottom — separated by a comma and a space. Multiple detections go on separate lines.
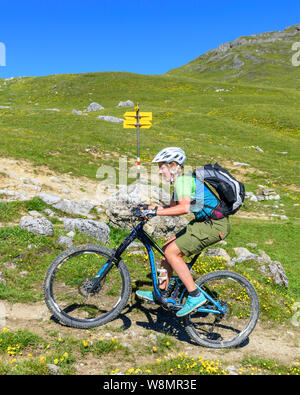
233, 162, 250, 166
66, 230, 75, 238
144, 215, 189, 240
249, 195, 258, 202
202, 247, 231, 262
19, 216, 53, 236
44, 208, 55, 217
38, 193, 95, 216
252, 145, 264, 153
233, 247, 257, 260
230, 247, 288, 287
117, 100, 134, 108
52, 199, 94, 216
226, 365, 239, 375
259, 261, 288, 287
38, 193, 61, 205
47, 364, 59, 375
97, 115, 124, 123
49, 176, 62, 183
63, 218, 110, 243
0, 189, 31, 201
258, 249, 272, 263
87, 102, 104, 112
72, 109, 82, 115
233, 54, 245, 68
56, 236, 73, 248
28, 210, 44, 218
22, 177, 41, 186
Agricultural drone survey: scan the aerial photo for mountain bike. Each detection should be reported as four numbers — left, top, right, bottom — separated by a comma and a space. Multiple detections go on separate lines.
44, 207, 259, 349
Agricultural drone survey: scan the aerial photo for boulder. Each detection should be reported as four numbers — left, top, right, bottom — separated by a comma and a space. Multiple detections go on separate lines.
63, 218, 110, 243
56, 235, 73, 248
259, 261, 289, 287
144, 215, 189, 240
202, 247, 231, 262
97, 115, 124, 123
38, 193, 95, 216
230, 247, 288, 287
104, 183, 188, 239
117, 100, 134, 107
87, 102, 104, 112
19, 216, 54, 236
233, 247, 257, 260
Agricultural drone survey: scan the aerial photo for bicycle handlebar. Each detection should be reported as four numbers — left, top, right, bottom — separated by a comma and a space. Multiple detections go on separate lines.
131, 206, 157, 220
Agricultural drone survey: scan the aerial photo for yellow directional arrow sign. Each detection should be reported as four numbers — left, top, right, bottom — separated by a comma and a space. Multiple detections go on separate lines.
124, 111, 152, 121
123, 111, 152, 129
123, 120, 152, 129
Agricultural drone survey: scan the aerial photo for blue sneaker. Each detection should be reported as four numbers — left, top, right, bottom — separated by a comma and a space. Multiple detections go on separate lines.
136, 290, 156, 302
176, 291, 207, 317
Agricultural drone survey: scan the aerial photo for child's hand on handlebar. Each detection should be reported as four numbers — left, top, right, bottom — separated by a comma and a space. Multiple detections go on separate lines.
140, 207, 158, 219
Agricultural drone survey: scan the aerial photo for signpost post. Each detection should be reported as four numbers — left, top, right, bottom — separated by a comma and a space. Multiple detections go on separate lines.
123, 104, 152, 183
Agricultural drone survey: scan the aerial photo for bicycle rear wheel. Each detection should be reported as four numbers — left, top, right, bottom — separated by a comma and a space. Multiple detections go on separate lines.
44, 244, 131, 329
184, 270, 259, 348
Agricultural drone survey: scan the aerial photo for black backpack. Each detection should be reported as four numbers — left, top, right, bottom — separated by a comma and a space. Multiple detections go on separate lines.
192, 162, 245, 217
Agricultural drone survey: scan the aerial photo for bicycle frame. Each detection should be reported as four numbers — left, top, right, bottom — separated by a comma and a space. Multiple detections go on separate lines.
93, 220, 226, 315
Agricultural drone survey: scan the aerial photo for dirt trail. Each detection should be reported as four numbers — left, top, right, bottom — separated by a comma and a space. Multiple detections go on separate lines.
0, 157, 107, 205
1, 299, 299, 374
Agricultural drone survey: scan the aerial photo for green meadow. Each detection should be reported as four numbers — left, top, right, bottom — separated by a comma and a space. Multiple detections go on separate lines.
0, 26, 299, 374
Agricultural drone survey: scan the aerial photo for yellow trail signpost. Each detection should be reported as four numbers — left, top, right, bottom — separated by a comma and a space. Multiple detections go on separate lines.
123, 104, 152, 182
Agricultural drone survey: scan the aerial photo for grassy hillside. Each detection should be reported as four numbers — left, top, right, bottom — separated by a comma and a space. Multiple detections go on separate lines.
0, 25, 299, 374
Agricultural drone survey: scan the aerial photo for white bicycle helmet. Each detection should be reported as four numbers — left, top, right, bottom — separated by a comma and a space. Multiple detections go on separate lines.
151, 147, 186, 166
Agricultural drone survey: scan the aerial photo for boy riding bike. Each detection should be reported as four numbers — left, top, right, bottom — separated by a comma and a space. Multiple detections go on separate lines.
136, 147, 231, 317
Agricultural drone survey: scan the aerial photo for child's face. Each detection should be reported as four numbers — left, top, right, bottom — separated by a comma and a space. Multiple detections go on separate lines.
158, 163, 171, 182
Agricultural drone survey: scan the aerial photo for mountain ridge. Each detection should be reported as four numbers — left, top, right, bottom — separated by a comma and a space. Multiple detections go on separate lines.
167, 23, 300, 88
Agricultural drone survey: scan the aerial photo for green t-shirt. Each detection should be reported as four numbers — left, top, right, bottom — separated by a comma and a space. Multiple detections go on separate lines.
173, 174, 196, 201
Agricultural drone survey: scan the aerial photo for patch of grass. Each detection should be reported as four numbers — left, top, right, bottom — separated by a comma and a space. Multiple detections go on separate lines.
241, 355, 300, 375
126, 353, 227, 375
80, 337, 129, 357
0, 328, 45, 355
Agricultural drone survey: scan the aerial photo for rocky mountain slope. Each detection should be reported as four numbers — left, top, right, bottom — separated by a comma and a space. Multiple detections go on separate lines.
167, 24, 300, 87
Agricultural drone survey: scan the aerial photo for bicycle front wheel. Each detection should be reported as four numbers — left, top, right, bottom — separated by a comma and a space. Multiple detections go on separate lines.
44, 244, 131, 329
184, 270, 259, 348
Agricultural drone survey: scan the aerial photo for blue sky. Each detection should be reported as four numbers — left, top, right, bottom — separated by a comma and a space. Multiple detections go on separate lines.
0, 0, 299, 78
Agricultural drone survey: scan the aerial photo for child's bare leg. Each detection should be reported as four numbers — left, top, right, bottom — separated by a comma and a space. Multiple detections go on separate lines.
159, 236, 176, 290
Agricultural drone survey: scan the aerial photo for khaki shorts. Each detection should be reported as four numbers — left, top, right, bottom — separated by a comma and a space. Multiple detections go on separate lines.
174, 216, 231, 257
